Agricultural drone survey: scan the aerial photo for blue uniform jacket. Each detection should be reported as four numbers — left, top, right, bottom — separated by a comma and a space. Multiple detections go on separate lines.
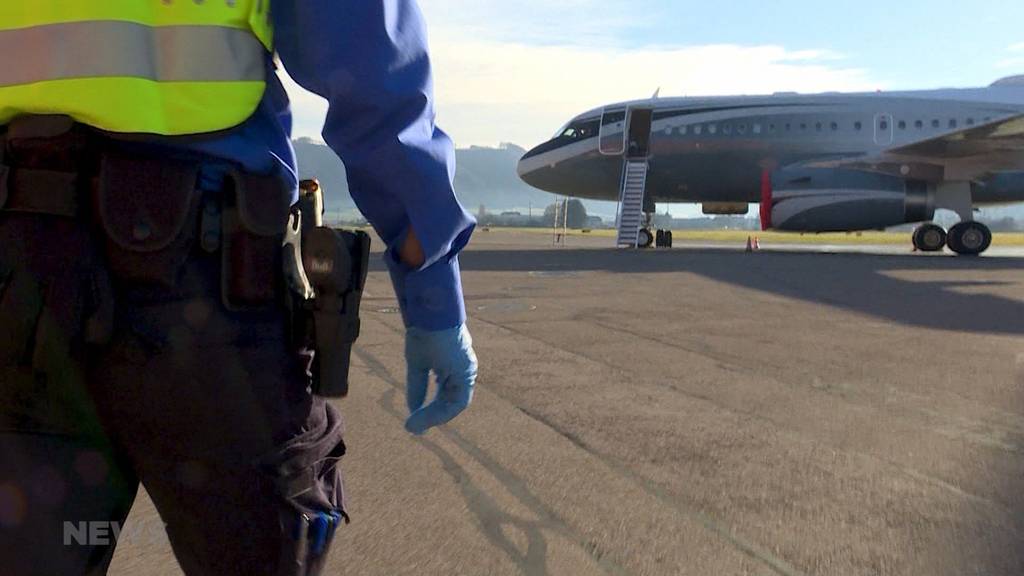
159, 0, 475, 332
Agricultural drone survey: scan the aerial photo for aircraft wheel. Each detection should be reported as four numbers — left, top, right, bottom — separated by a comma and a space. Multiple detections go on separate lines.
947, 221, 992, 256
637, 228, 654, 248
656, 229, 665, 248
666, 230, 673, 248
912, 224, 947, 252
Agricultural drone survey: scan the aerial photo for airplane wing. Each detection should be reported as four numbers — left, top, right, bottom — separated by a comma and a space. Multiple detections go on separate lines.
886, 114, 1024, 157
803, 114, 1024, 180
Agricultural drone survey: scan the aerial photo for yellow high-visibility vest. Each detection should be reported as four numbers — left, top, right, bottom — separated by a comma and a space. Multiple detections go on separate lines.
0, 1, 274, 136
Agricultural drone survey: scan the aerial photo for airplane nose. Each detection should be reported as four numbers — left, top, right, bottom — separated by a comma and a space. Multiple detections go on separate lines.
516, 146, 540, 176
516, 154, 540, 186
517, 135, 596, 194
517, 142, 550, 184
516, 154, 530, 179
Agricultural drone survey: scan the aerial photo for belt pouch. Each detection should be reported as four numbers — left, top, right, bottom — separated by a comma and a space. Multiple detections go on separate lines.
96, 154, 199, 286
221, 170, 291, 309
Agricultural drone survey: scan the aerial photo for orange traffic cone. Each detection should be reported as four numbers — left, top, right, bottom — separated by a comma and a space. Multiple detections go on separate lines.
745, 236, 753, 252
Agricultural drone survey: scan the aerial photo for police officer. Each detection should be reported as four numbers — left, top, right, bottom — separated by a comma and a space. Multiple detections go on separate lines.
0, 1, 477, 575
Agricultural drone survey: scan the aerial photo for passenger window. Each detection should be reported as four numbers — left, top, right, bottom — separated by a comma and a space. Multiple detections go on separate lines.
966, 118, 975, 126
932, 119, 940, 128
693, 125, 703, 135
708, 124, 718, 135
854, 121, 862, 131
738, 124, 747, 134
880, 120, 888, 130
723, 124, 732, 135
800, 123, 807, 131
830, 122, 838, 131
949, 119, 957, 128
753, 124, 762, 134
915, 120, 923, 129
898, 121, 906, 130
679, 125, 688, 135
815, 122, 822, 132
768, 124, 776, 133
785, 123, 792, 132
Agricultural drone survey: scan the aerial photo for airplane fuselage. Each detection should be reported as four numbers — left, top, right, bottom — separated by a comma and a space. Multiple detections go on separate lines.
518, 87, 1024, 207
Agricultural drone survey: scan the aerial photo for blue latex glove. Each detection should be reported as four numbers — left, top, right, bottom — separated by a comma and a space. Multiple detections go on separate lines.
405, 324, 478, 435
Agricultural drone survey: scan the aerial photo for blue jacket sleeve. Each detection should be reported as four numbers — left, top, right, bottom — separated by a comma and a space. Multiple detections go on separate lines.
273, 0, 475, 331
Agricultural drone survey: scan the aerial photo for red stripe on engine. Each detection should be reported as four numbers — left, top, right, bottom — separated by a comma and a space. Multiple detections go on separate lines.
760, 169, 772, 231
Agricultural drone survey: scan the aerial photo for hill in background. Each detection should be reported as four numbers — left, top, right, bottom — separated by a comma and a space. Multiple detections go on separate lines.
293, 138, 617, 220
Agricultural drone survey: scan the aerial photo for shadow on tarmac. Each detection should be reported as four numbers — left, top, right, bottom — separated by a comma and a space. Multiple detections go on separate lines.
452, 248, 1024, 574
375, 248, 1024, 336
367, 247, 1024, 573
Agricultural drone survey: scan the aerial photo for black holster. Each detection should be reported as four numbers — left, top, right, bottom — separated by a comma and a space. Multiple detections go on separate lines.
284, 183, 370, 398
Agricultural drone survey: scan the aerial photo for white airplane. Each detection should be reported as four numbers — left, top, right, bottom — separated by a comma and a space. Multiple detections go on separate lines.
517, 76, 1024, 254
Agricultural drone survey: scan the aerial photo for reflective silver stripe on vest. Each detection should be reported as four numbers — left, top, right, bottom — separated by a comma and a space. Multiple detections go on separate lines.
0, 21, 265, 87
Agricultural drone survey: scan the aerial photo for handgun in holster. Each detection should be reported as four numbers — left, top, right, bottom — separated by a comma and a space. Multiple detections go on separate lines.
283, 179, 371, 398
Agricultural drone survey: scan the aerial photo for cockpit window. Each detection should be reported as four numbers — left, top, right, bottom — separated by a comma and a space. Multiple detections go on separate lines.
523, 117, 602, 160
558, 119, 600, 141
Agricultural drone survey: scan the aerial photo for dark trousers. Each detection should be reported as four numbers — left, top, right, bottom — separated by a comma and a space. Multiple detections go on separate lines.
0, 211, 346, 575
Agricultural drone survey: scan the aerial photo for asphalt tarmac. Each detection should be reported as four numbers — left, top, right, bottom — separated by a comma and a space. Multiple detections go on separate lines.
110, 230, 1024, 576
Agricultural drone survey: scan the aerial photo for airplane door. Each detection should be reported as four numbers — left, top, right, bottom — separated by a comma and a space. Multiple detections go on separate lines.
599, 108, 627, 155
626, 108, 654, 159
874, 113, 894, 146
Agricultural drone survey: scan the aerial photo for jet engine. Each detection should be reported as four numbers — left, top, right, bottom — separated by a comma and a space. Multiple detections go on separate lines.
761, 168, 935, 232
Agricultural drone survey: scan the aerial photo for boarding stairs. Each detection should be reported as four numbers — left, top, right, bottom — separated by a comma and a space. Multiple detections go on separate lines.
551, 196, 568, 245
616, 159, 649, 247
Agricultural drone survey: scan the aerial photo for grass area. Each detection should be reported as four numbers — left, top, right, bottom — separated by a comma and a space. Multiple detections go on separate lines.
484, 227, 1024, 246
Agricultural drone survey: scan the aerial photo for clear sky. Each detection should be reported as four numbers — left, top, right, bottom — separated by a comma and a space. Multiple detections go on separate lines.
283, 0, 1024, 150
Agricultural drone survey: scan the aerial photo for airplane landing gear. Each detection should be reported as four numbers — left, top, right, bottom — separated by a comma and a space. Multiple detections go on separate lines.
637, 228, 654, 248
933, 181, 992, 256
635, 207, 656, 249
912, 223, 947, 252
655, 229, 673, 248
947, 221, 992, 256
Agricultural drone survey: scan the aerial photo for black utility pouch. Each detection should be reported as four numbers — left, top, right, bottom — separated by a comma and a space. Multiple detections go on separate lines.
96, 155, 200, 286
221, 170, 291, 310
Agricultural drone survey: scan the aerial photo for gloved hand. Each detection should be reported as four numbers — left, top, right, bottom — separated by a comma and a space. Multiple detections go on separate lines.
404, 323, 478, 435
